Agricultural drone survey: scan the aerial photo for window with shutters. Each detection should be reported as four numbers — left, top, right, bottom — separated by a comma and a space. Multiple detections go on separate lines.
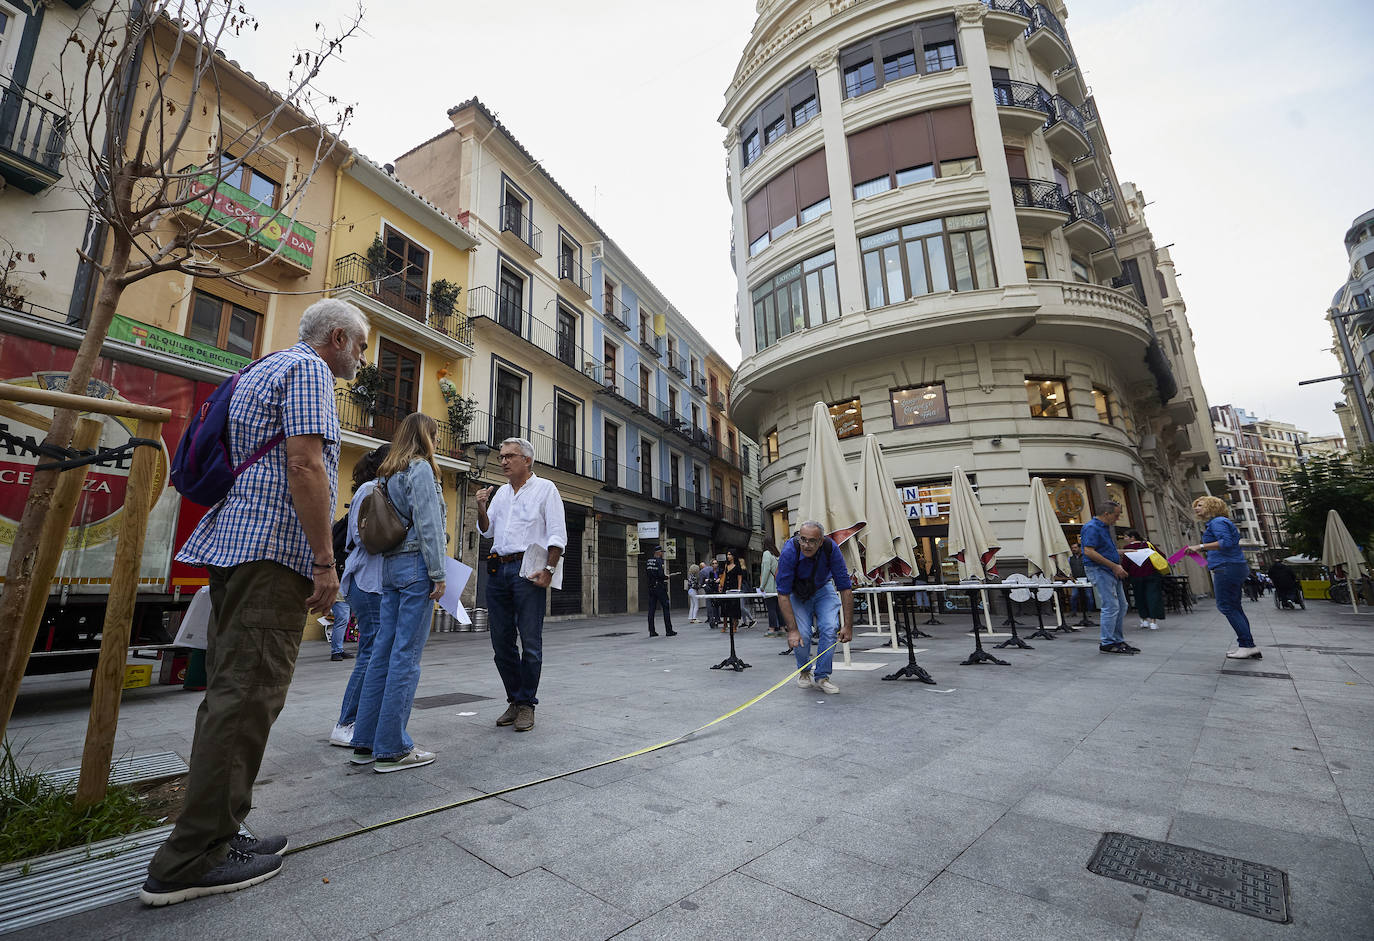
738, 69, 821, 168
860, 213, 995, 309
840, 16, 961, 99
847, 105, 978, 199
745, 150, 830, 257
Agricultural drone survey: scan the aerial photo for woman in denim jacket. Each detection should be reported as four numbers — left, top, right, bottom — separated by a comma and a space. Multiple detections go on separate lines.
1188, 495, 1260, 660
350, 414, 448, 772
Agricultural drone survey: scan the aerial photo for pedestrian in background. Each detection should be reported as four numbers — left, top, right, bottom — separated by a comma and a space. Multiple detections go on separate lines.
1121, 529, 1165, 631
720, 549, 745, 633
644, 544, 676, 637
687, 558, 702, 623
1080, 501, 1138, 655
142, 298, 366, 906
1189, 496, 1261, 660
350, 414, 448, 772
759, 538, 782, 637
329, 444, 389, 748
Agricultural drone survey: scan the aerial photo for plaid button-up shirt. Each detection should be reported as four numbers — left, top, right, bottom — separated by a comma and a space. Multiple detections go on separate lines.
177, 342, 340, 578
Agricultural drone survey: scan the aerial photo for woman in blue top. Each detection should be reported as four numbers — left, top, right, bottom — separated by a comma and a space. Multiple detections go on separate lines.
350, 414, 449, 772
1188, 495, 1260, 659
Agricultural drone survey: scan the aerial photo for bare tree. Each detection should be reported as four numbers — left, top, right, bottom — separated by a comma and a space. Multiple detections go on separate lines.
0, 0, 360, 726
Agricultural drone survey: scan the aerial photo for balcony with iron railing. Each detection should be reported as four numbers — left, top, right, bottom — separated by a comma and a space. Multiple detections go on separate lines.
991, 78, 1052, 134
468, 285, 609, 382
558, 254, 592, 298
1008, 178, 1070, 235
638, 330, 663, 359
174, 165, 318, 274
691, 372, 707, 394
1025, 4, 1073, 72
602, 296, 631, 332
0, 81, 68, 193
666, 350, 688, 378
335, 389, 469, 462
499, 203, 542, 256
1089, 182, 1121, 227
1044, 94, 1092, 162
330, 254, 474, 352
1064, 190, 1113, 255
982, 0, 1032, 41
592, 367, 675, 429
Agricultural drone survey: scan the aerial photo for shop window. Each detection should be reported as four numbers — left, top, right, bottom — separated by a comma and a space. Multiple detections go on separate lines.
1104, 480, 1133, 527
1026, 378, 1070, 418
187, 286, 263, 358
829, 398, 862, 439
891, 383, 949, 427
1044, 477, 1089, 526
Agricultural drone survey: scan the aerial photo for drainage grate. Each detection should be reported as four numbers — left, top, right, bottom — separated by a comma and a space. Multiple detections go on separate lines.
593, 631, 637, 637
1087, 832, 1289, 923
1296, 624, 1337, 630
1270, 644, 1349, 651
39, 751, 187, 790
1219, 670, 1292, 680
412, 692, 493, 709
1319, 650, 1374, 657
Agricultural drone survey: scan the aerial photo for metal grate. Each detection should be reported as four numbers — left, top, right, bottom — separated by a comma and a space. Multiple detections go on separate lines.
1271, 644, 1349, 651
593, 632, 637, 637
38, 751, 187, 790
0, 824, 174, 934
411, 692, 493, 709
1319, 650, 1374, 657
1087, 831, 1290, 923
1219, 670, 1292, 680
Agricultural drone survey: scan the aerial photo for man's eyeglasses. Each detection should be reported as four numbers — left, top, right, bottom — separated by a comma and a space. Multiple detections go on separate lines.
498, 452, 522, 462
797, 536, 823, 546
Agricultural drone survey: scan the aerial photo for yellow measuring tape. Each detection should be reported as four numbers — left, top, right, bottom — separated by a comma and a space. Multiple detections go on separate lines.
285, 642, 837, 857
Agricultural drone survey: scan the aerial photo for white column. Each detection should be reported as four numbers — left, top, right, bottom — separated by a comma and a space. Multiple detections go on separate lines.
811, 46, 865, 317
957, 4, 1029, 291
725, 129, 754, 358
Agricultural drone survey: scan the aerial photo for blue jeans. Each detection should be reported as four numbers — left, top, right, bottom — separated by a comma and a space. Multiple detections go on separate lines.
351, 551, 433, 760
487, 559, 545, 706
790, 581, 840, 680
329, 598, 350, 654
337, 585, 383, 729
1087, 567, 1127, 646
1211, 562, 1255, 647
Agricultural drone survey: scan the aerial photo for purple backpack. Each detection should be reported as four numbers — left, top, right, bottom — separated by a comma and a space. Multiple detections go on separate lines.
171, 356, 285, 507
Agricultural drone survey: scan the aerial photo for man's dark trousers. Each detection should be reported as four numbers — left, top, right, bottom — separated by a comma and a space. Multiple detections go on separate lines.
147, 561, 310, 881
647, 584, 673, 635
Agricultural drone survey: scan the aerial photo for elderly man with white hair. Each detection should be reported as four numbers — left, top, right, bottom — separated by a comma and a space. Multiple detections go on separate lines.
778, 520, 854, 694
142, 297, 368, 906
476, 436, 567, 732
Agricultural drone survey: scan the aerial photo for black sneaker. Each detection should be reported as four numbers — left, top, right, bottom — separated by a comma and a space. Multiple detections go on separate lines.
1119, 642, 1142, 653
230, 832, 289, 855
330, 650, 353, 661
1099, 643, 1134, 654
140, 847, 282, 906
666, 630, 677, 636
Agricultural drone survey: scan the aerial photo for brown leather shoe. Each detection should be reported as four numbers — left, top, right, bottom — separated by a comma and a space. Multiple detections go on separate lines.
496, 704, 519, 726
513, 704, 535, 732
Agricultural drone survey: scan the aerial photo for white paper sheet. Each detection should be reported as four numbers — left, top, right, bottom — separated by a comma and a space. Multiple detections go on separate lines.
438, 557, 475, 624
518, 543, 564, 590
172, 585, 212, 650
1124, 548, 1156, 566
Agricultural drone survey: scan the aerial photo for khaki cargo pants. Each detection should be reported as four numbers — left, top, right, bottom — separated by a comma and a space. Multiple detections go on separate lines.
147, 561, 310, 882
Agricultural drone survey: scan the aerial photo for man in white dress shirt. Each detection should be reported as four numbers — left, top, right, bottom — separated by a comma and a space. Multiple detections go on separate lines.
476, 437, 567, 732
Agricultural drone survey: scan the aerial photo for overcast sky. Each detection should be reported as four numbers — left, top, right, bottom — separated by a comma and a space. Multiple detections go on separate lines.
224, 0, 1373, 436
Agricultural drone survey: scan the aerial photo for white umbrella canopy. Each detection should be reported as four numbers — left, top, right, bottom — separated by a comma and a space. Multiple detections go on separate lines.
946, 465, 1000, 580
1023, 477, 1072, 578
1321, 508, 1366, 614
798, 401, 866, 548
858, 434, 917, 578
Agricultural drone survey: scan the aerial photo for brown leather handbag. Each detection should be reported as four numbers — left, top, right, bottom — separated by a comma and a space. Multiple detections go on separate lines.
358, 477, 410, 554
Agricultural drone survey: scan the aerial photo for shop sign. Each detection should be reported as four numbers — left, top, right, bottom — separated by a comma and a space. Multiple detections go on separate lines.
109, 314, 250, 371
186, 172, 316, 269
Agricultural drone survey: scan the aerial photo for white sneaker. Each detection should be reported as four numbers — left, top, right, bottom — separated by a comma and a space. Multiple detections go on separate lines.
1138, 621, 1148, 629
796, 670, 814, 689
1225, 646, 1262, 659
329, 723, 354, 747
1147, 622, 1159, 630
815, 676, 840, 694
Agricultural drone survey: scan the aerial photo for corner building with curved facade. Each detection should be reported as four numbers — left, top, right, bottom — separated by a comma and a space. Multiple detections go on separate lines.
723, 0, 1221, 583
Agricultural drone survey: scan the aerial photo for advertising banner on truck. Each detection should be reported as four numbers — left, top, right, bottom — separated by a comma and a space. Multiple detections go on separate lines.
0, 335, 205, 594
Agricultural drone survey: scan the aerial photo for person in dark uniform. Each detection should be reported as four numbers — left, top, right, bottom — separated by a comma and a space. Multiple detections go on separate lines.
645, 545, 676, 637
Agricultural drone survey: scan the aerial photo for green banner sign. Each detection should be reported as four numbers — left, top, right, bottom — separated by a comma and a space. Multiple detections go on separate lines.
109, 314, 251, 371
186, 172, 317, 269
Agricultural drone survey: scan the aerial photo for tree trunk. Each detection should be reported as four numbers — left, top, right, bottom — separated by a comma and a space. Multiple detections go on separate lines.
0, 237, 130, 738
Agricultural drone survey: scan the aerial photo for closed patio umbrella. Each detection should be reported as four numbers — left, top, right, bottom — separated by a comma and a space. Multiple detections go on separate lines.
798, 401, 865, 568
858, 434, 917, 579
1022, 476, 1073, 638
946, 465, 1007, 666
1322, 508, 1367, 614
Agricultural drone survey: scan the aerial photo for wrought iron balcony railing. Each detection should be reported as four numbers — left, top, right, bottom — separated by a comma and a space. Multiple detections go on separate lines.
666, 350, 687, 377
1079, 96, 1099, 124
602, 296, 631, 331
467, 284, 530, 337
991, 78, 1051, 116
0, 81, 68, 188
331, 254, 473, 347
468, 285, 605, 377
558, 255, 592, 295
1067, 190, 1111, 241
691, 372, 707, 394
500, 203, 542, 255
1009, 177, 1071, 214
1027, 3, 1070, 48
1047, 94, 1089, 139
985, 0, 1032, 16
335, 389, 467, 460
638, 331, 662, 358
1088, 182, 1115, 206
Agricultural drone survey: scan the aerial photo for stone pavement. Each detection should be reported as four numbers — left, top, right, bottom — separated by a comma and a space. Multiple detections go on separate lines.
9, 594, 1374, 940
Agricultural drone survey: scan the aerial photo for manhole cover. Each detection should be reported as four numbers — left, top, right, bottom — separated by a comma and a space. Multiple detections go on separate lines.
1087, 832, 1289, 923
412, 692, 493, 709
594, 631, 637, 637
1219, 670, 1292, 680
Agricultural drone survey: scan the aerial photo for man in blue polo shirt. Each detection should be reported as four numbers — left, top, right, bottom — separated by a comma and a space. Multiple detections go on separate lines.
778, 520, 854, 693
1079, 500, 1138, 655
